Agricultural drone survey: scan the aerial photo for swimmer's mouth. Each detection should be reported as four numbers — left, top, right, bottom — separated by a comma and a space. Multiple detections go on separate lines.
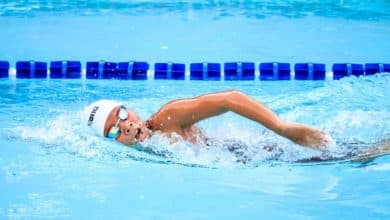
135, 128, 145, 141
134, 128, 143, 140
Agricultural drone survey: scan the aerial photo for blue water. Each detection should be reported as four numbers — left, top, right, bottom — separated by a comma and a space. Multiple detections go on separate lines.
1, 1, 390, 219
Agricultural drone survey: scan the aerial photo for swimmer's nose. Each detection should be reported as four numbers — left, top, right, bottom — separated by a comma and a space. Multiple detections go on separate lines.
122, 121, 141, 136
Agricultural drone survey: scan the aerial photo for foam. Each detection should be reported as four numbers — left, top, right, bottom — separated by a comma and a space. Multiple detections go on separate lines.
9, 94, 389, 167
15, 112, 110, 160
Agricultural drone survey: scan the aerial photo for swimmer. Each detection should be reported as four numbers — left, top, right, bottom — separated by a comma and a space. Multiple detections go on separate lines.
83, 90, 333, 150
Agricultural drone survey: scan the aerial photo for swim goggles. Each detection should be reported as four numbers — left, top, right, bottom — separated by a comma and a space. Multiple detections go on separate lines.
107, 105, 128, 139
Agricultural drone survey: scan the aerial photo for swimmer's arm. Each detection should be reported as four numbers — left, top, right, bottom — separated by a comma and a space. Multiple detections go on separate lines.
153, 90, 331, 149
354, 139, 390, 160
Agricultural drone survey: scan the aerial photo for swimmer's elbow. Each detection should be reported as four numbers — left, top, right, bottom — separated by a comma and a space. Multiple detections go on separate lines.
225, 89, 244, 97
224, 90, 246, 108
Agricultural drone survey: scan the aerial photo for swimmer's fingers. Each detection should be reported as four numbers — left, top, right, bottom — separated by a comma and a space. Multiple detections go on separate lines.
281, 122, 334, 151
315, 132, 336, 151
299, 128, 335, 151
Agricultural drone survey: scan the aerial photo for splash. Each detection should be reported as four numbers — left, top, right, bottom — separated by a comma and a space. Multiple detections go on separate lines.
10, 110, 314, 167
10, 110, 363, 167
11, 114, 388, 167
9, 74, 390, 166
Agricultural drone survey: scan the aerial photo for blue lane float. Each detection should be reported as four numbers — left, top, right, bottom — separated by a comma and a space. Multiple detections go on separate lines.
154, 63, 185, 80
294, 63, 326, 80
50, 61, 81, 79
86, 61, 149, 80
0, 61, 9, 78
332, 63, 364, 80
260, 62, 291, 80
224, 62, 255, 80
16, 61, 47, 78
3, 60, 389, 80
190, 63, 221, 80
86, 61, 116, 79
365, 63, 390, 75
118, 62, 149, 80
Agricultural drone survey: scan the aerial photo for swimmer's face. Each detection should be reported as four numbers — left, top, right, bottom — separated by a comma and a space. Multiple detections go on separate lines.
103, 105, 151, 145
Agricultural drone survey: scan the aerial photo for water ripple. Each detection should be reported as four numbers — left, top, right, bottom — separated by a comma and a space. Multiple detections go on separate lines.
0, 0, 389, 21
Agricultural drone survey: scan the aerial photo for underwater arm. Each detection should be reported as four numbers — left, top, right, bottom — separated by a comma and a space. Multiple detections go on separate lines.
154, 90, 332, 149
354, 138, 390, 160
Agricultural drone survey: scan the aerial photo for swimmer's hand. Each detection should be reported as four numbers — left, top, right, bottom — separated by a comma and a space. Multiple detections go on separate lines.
280, 122, 333, 150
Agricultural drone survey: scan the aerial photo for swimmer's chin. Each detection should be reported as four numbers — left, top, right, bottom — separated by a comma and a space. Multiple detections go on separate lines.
138, 130, 151, 142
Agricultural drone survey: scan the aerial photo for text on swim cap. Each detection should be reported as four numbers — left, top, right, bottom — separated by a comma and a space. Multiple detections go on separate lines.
88, 106, 99, 126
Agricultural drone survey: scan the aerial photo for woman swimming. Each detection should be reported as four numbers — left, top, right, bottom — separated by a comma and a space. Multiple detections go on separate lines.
83, 90, 333, 150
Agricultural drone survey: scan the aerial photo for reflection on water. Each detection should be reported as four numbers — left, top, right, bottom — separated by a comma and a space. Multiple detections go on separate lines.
0, 0, 389, 21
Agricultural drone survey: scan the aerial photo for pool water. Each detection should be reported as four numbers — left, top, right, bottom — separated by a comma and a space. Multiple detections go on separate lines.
1, 0, 390, 219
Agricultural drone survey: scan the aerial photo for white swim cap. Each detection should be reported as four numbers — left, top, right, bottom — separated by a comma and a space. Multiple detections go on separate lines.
83, 100, 122, 137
